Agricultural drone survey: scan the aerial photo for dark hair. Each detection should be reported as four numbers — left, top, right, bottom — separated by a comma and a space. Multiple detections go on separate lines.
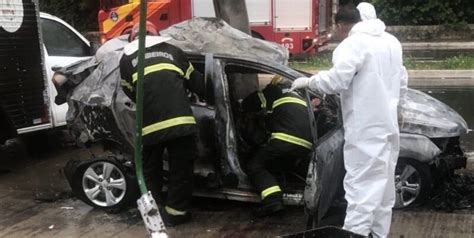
335, 4, 361, 24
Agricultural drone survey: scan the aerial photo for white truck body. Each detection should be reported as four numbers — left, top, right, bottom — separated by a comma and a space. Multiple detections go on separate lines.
0, 0, 91, 136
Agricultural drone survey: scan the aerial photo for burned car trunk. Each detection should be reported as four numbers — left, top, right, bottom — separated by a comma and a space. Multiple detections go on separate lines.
56, 18, 469, 226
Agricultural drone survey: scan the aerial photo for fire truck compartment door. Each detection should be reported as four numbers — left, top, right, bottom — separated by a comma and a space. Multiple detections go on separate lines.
274, 0, 312, 31
246, 0, 271, 25
192, 0, 271, 26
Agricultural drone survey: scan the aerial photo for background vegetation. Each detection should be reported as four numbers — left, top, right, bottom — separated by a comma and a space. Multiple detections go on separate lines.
341, 0, 474, 27
39, 0, 99, 32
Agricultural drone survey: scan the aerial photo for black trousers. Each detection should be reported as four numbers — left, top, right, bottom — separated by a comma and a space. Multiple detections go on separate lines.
143, 135, 196, 212
246, 139, 310, 202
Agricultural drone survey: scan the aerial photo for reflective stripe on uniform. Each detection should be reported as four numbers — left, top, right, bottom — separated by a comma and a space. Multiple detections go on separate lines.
132, 63, 184, 83
271, 132, 313, 149
261, 185, 282, 199
165, 206, 187, 215
184, 63, 194, 80
120, 79, 133, 91
142, 116, 196, 136
272, 97, 307, 109
257, 92, 267, 109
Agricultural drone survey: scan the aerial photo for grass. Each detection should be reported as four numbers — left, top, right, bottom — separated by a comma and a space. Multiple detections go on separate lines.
290, 55, 474, 71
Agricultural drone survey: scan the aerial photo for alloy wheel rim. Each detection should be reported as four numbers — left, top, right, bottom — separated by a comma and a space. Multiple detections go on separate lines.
394, 164, 421, 208
82, 161, 127, 207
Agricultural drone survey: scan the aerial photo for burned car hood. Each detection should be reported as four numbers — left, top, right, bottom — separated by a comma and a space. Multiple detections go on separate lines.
160, 17, 289, 65
399, 88, 469, 138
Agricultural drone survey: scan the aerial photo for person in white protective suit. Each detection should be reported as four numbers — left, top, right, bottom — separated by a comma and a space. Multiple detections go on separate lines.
291, 3, 407, 237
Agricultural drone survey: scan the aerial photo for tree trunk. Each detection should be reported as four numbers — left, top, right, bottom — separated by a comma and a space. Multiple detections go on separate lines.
213, 0, 251, 34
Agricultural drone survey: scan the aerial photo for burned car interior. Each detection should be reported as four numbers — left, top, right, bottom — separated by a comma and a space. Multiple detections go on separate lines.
187, 58, 338, 194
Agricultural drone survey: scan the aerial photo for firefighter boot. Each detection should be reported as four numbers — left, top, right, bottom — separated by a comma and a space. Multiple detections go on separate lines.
253, 192, 285, 217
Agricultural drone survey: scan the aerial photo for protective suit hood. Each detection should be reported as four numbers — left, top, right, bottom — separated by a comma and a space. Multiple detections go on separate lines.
352, 2, 386, 37
357, 2, 377, 21
350, 18, 386, 37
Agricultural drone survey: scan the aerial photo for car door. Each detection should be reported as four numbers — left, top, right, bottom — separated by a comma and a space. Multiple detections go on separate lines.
216, 57, 322, 196
40, 15, 92, 127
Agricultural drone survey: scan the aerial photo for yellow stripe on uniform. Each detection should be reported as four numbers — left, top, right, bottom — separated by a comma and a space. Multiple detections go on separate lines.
165, 206, 187, 215
142, 116, 196, 136
120, 79, 133, 91
132, 63, 184, 83
271, 132, 313, 149
272, 97, 307, 109
184, 63, 194, 80
257, 92, 267, 109
261, 185, 282, 199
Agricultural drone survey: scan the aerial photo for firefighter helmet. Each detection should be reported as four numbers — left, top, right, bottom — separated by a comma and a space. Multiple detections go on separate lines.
128, 21, 158, 42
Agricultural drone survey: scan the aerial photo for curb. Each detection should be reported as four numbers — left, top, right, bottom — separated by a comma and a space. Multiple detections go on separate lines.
402, 42, 474, 50
407, 70, 474, 87
328, 42, 474, 51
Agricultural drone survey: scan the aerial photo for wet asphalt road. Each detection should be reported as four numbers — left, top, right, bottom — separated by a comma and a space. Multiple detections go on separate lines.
0, 136, 473, 237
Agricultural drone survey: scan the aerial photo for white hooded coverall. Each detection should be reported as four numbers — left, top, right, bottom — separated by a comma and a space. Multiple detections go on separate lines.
305, 3, 406, 237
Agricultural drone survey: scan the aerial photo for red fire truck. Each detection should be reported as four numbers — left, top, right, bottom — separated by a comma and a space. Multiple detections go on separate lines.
98, 0, 332, 55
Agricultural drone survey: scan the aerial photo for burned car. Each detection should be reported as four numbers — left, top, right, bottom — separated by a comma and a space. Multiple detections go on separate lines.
57, 19, 469, 225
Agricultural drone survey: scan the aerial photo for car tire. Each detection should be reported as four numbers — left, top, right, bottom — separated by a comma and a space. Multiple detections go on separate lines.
67, 156, 138, 213
394, 157, 432, 209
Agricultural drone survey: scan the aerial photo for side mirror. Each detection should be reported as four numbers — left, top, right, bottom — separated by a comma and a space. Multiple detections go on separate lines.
89, 42, 101, 56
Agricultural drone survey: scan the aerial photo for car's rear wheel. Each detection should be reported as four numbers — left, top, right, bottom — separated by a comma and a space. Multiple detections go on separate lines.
394, 158, 432, 209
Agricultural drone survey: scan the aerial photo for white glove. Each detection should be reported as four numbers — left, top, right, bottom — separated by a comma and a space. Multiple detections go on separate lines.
290, 77, 311, 92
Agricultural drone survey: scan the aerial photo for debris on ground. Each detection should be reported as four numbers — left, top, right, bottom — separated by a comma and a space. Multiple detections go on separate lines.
35, 191, 71, 203
429, 173, 474, 211
48, 225, 55, 230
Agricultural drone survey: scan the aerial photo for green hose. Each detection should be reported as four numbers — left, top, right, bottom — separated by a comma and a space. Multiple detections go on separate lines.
134, 0, 148, 195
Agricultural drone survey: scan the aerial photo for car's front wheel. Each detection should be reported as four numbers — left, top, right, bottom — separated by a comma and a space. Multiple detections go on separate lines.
67, 156, 138, 213
394, 157, 432, 209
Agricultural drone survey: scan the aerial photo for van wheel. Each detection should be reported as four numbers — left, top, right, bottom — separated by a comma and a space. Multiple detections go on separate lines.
394, 158, 432, 209
68, 157, 138, 213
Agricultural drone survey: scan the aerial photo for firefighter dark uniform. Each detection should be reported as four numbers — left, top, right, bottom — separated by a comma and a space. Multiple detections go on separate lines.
242, 83, 313, 216
120, 41, 200, 225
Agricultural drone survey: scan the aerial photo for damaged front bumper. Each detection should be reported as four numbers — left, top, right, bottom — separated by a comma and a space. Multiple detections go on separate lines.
432, 136, 468, 176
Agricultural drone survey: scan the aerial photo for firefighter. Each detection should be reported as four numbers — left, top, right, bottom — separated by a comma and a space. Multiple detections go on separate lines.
241, 78, 313, 217
120, 23, 203, 226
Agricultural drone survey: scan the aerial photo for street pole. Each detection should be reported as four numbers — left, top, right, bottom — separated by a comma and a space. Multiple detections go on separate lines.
135, 0, 167, 237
